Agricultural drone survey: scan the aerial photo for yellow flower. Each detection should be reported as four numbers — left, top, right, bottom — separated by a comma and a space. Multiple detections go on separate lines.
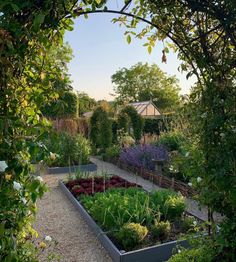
39, 241, 47, 249
5, 174, 12, 181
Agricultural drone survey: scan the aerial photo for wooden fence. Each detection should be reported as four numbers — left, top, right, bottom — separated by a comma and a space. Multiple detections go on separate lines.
104, 157, 196, 197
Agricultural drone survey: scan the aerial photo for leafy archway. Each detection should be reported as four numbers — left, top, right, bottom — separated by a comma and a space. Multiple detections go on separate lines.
90, 106, 112, 150
117, 105, 143, 142
0, 0, 235, 261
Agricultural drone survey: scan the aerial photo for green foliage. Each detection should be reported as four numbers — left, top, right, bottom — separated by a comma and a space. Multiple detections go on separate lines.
81, 188, 185, 229
0, 0, 78, 259
112, 63, 181, 112
152, 220, 171, 241
78, 92, 97, 116
156, 131, 185, 152
43, 132, 91, 166
90, 106, 112, 150
180, 216, 197, 233
168, 246, 214, 262
163, 195, 186, 220
143, 117, 173, 135
42, 91, 78, 119
116, 223, 148, 249
150, 190, 186, 220
117, 105, 144, 141
104, 145, 121, 159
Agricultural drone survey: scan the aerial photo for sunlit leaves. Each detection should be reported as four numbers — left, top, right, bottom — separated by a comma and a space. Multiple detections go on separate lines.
126, 34, 131, 44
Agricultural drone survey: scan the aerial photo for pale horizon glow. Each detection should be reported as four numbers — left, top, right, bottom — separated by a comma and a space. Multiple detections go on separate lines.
64, 12, 197, 101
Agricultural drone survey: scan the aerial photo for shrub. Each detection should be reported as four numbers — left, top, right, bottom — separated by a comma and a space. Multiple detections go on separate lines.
156, 131, 185, 151
168, 247, 214, 262
90, 106, 112, 150
119, 144, 169, 171
181, 216, 197, 233
43, 132, 91, 166
163, 195, 186, 220
150, 190, 186, 221
152, 220, 171, 241
104, 145, 121, 158
41, 90, 78, 118
116, 223, 148, 249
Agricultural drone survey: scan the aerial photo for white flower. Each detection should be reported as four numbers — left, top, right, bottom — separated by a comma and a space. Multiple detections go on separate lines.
21, 197, 27, 205
35, 176, 43, 182
193, 220, 197, 226
0, 161, 8, 172
188, 182, 192, 187
13, 181, 22, 191
201, 112, 207, 118
197, 177, 202, 183
185, 152, 190, 157
178, 249, 181, 253
45, 235, 52, 242
169, 165, 174, 172
220, 133, 225, 138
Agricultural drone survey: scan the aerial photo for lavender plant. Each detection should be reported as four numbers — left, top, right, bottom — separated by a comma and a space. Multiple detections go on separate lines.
119, 144, 169, 171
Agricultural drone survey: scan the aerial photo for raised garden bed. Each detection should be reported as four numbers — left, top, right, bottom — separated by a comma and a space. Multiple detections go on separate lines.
47, 162, 97, 174
104, 157, 196, 197
65, 175, 141, 196
59, 177, 201, 262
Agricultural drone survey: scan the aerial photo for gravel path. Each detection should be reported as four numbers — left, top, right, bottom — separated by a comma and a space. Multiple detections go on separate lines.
34, 173, 112, 262
91, 157, 222, 222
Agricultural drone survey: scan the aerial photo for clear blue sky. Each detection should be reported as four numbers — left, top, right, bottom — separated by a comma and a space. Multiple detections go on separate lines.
64, 9, 196, 100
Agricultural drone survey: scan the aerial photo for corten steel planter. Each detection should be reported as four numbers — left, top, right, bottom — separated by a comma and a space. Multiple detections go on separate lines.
59, 180, 189, 262
48, 163, 97, 174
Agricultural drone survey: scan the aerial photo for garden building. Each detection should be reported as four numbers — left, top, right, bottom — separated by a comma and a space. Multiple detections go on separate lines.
129, 101, 162, 118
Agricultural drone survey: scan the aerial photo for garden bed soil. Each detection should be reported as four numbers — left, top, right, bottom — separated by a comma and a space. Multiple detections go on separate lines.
47, 162, 97, 174
104, 157, 196, 197
59, 180, 198, 262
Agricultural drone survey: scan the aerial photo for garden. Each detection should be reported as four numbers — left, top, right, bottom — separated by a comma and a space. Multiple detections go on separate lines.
0, 1, 235, 262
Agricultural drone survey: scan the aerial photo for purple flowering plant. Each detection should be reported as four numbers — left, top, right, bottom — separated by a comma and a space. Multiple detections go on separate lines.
119, 144, 169, 171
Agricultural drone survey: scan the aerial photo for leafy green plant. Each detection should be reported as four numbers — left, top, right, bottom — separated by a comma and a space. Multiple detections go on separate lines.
180, 216, 197, 233
43, 132, 91, 166
152, 220, 171, 241
116, 223, 148, 250
168, 246, 214, 262
163, 195, 186, 220
104, 145, 121, 159
156, 131, 185, 152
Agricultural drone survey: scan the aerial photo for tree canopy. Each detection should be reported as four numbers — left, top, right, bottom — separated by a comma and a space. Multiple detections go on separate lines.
78, 92, 97, 116
112, 63, 181, 112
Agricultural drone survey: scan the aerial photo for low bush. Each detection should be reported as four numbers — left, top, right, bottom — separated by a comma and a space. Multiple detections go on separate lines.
152, 220, 171, 241
119, 144, 169, 171
163, 195, 186, 220
168, 246, 214, 262
43, 131, 91, 166
116, 223, 148, 249
104, 145, 121, 159
155, 131, 185, 152
180, 216, 197, 233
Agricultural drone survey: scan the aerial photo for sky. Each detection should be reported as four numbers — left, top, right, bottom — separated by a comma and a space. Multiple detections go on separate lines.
64, 6, 197, 101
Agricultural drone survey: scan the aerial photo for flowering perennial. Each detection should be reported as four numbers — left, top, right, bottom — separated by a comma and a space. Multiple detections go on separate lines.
119, 144, 169, 171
